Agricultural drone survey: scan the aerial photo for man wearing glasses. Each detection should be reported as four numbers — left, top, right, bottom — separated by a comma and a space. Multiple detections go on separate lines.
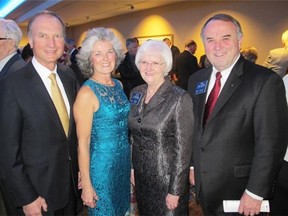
0, 19, 26, 81
0, 18, 26, 215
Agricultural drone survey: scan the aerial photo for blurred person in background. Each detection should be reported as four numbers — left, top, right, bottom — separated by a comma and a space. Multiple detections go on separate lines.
116, 37, 145, 97
263, 30, 288, 77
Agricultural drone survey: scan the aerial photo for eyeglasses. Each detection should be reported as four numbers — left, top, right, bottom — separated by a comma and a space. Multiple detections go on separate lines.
139, 61, 165, 68
0, 38, 12, 40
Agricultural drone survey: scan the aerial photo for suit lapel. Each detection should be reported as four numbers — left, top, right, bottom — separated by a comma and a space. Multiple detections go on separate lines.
193, 69, 212, 130
143, 79, 171, 115
25, 63, 68, 136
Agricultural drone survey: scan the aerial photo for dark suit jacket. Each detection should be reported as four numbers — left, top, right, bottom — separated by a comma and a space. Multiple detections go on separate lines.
170, 45, 180, 76
116, 52, 145, 97
70, 48, 78, 64
171, 45, 180, 61
187, 56, 288, 211
175, 50, 200, 90
0, 53, 26, 80
0, 62, 79, 211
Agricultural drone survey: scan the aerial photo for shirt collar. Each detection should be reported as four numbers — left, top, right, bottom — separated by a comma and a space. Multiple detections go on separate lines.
212, 54, 240, 78
32, 57, 58, 80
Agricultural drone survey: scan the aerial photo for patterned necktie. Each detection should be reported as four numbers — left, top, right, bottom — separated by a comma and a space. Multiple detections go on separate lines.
49, 73, 69, 136
203, 71, 222, 125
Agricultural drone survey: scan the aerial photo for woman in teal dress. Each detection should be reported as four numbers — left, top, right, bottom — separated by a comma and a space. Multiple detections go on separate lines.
74, 27, 130, 216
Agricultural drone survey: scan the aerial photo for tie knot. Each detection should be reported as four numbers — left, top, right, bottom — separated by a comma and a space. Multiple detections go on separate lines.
216, 72, 222, 80
49, 73, 57, 82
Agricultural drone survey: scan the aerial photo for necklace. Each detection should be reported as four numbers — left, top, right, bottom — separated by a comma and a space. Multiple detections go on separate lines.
90, 77, 114, 86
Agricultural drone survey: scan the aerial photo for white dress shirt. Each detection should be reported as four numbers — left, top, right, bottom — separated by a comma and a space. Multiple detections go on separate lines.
32, 57, 70, 116
205, 54, 240, 102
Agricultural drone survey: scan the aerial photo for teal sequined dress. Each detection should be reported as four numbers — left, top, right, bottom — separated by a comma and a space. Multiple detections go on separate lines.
83, 79, 131, 216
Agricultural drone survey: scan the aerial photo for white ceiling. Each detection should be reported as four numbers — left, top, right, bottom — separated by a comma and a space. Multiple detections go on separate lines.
6, 0, 186, 27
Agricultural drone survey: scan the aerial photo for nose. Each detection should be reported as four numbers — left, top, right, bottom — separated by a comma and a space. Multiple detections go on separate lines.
213, 41, 222, 50
47, 36, 56, 47
102, 53, 109, 60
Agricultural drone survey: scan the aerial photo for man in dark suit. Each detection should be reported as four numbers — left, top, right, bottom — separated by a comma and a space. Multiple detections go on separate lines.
0, 11, 79, 215
66, 38, 86, 85
163, 37, 180, 81
0, 18, 27, 216
175, 39, 200, 90
66, 38, 79, 64
0, 19, 26, 81
187, 14, 288, 215
116, 38, 145, 97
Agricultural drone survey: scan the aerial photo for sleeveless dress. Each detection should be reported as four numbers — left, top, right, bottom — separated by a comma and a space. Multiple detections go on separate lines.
83, 78, 131, 216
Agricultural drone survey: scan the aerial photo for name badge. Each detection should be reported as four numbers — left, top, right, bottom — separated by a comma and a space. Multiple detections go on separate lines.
130, 92, 142, 105
195, 80, 208, 95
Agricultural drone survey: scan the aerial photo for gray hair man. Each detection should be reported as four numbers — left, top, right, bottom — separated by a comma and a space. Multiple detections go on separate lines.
0, 18, 26, 80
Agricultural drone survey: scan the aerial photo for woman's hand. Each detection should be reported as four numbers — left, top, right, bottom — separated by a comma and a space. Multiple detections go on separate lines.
81, 186, 98, 208
166, 193, 179, 210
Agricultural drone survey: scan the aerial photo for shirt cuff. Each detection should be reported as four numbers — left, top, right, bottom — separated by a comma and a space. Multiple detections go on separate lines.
245, 189, 263, 200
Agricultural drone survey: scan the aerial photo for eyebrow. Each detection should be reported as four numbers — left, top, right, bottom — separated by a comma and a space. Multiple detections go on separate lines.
222, 34, 232, 38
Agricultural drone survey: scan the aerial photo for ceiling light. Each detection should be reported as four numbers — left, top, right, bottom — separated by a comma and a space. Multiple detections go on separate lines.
0, 0, 26, 18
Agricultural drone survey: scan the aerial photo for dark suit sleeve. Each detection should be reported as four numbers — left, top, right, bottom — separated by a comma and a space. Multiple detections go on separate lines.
189, 56, 200, 73
169, 92, 194, 195
247, 74, 288, 197
0, 80, 38, 207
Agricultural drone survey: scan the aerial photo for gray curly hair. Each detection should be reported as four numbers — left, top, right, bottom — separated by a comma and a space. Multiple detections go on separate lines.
77, 27, 125, 78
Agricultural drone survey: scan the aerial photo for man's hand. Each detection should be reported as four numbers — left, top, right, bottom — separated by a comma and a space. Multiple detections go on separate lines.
238, 192, 262, 216
23, 196, 47, 216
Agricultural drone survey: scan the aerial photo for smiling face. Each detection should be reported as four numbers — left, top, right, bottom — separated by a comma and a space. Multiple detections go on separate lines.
202, 19, 242, 71
138, 52, 166, 86
29, 14, 65, 71
90, 40, 116, 75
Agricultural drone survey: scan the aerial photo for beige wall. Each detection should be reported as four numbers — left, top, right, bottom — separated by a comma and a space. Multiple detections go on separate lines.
20, 1, 288, 64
